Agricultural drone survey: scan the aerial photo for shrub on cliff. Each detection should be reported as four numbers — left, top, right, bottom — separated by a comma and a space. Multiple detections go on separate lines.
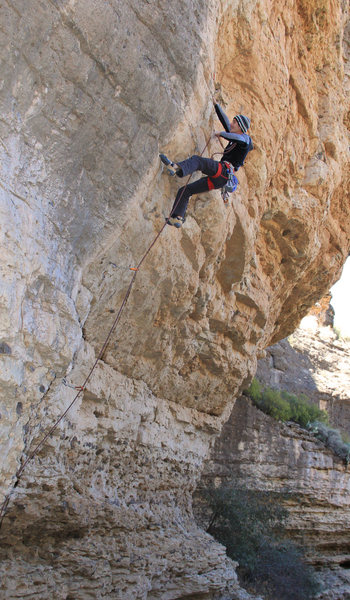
201, 482, 321, 600
246, 379, 328, 427
308, 421, 350, 464
247, 380, 350, 463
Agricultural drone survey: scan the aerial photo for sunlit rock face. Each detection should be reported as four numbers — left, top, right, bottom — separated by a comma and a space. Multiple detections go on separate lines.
257, 315, 350, 434
0, 0, 349, 597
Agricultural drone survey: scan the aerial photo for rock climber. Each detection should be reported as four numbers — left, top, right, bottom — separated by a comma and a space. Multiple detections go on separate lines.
160, 102, 253, 228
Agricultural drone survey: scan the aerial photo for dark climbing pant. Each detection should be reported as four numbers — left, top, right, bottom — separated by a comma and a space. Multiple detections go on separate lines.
170, 155, 232, 219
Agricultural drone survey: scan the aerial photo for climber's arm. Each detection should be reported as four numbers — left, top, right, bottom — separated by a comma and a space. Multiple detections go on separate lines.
218, 131, 250, 145
214, 103, 231, 132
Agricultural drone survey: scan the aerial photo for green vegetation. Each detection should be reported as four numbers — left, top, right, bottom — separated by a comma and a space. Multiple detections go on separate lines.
246, 378, 328, 427
246, 379, 350, 463
200, 481, 321, 600
308, 421, 350, 465
333, 326, 350, 342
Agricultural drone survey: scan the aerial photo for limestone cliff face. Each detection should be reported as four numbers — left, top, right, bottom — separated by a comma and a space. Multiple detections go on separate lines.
257, 314, 350, 433
198, 396, 350, 598
0, 0, 349, 598
198, 308, 350, 597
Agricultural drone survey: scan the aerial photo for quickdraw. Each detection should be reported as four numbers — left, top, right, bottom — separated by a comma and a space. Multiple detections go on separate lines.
221, 162, 238, 204
62, 378, 85, 392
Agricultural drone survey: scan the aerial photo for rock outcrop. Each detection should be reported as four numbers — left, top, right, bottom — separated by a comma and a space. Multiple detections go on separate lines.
198, 395, 350, 598
257, 306, 350, 433
0, 0, 349, 598
198, 302, 350, 597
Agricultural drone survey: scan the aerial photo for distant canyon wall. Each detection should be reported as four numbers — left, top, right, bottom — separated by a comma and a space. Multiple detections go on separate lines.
198, 395, 350, 598
257, 310, 350, 433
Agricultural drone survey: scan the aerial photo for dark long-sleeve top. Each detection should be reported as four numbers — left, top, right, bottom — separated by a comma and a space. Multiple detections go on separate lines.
214, 103, 253, 170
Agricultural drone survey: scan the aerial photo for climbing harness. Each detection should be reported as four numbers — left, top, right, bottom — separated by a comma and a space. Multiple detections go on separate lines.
207, 160, 225, 190
207, 160, 238, 204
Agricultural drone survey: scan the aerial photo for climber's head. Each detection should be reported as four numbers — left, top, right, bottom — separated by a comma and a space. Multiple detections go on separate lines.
231, 114, 251, 134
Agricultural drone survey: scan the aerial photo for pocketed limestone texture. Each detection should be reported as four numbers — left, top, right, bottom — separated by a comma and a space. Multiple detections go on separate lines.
0, 0, 349, 598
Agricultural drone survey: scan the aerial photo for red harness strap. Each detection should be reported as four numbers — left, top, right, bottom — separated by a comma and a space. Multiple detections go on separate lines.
211, 162, 223, 178
207, 162, 229, 190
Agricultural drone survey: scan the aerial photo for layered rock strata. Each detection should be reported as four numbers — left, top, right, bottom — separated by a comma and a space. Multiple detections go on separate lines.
257, 311, 350, 433
0, 0, 349, 598
198, 396, 350, 597
0, 345, 255, 599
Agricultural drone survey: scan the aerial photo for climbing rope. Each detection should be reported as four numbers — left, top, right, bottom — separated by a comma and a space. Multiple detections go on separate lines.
0, 134, 213, 529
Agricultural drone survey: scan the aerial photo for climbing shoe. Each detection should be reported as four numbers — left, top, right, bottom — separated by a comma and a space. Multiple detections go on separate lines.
165, 215, 185, 228
159, 153, 178, 176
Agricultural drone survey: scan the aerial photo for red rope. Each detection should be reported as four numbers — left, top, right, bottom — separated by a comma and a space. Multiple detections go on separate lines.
0, 135, 213, 529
